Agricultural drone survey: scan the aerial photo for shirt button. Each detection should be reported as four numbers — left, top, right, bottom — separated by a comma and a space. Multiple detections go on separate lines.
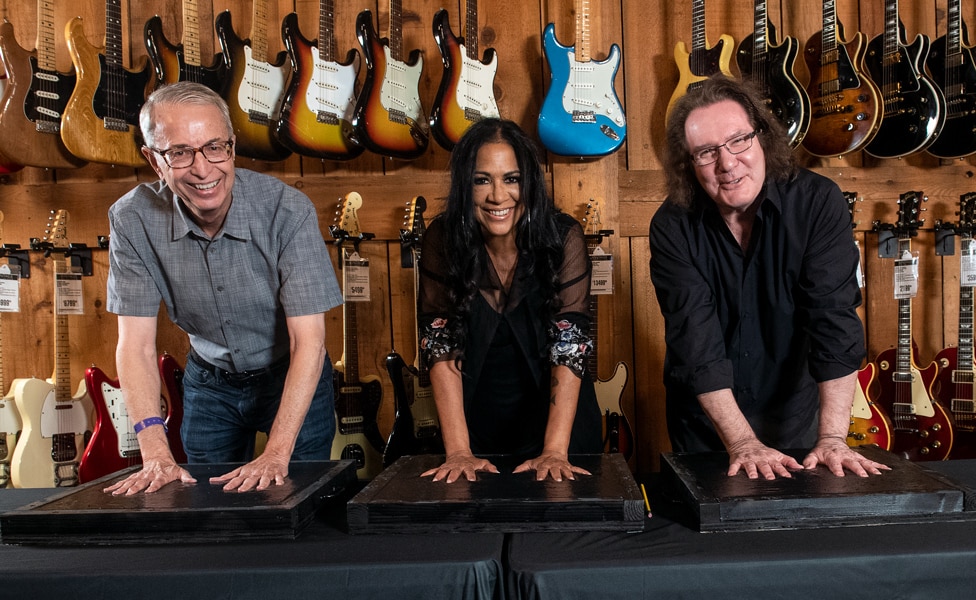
217, 286, 224, 292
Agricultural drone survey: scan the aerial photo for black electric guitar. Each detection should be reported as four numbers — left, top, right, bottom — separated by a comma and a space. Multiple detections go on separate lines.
924, 0, 976, 159
873, 192, 953, 461
329, 192, 385, 480
383, 196, 444, 467
864, 0, 946, 158
144, 0, 228, 92
735, 0, 810, 147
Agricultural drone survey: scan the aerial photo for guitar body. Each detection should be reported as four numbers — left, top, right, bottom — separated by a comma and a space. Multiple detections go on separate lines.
276, 12, 364, 161
864, 28, 946, 158
79, 366, 140, 483
214, 11, 292, 161
875, 347, 953, 461
932, 346, 976, 459
847, 362, 892, 450
802, 28, 882, 157
593, 361, 633, 459
331, 366, 385, 480
735, 22, 811, 148
383, 351, 444, 467
0, 383, 23, 487
144, 15, 227, 93
666, 35, 734, 120
538, 24, 626, 157
924, 23, 976, 159
10, 377, 90, 488
159, 353, 188, 463
0, 21, 83, 169
429, 8, 500, 150
61, 17, 153, 167
351, 9, 429, 160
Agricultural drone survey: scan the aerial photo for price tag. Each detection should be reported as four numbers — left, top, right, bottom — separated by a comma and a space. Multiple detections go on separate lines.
589, 247, 613, 295
893, 251, 919, 300
343, 251, 371, 302
855, 240, 864, 289
962, 242, 976, 288
56, 271, 85, 315
0, 264, 20, 313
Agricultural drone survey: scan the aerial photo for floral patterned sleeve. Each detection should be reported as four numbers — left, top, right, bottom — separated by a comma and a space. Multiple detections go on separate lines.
548, 217, 594, 378
417, 218, 464, 366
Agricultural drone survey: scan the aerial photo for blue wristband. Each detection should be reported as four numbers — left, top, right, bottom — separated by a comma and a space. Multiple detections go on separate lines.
133, 416, 167, 434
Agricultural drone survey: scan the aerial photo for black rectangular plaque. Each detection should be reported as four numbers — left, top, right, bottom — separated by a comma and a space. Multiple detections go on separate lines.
662, 445, 976, 532
0, 460, 357, 545
347, 454, 645, 534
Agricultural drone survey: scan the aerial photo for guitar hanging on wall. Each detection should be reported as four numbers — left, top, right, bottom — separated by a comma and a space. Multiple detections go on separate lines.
538, 0, 626, 157
924, 0, 976, 159
0, 211, 24, 488
666, 0, 733, 121
144, 0, 228, 93
276, 0, 364, 161
430, 0, 500, 150
383, 196, 444, 467
329, 192, 385, 480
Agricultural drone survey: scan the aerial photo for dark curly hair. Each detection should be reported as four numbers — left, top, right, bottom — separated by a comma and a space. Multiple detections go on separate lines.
664, 75, 797, 209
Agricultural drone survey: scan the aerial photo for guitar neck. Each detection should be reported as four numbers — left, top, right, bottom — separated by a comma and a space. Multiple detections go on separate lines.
691, 0, 706, 52
53, 261, 73, 402
36, 0, 58, 71
894, 236, 915, 378
751, 0, 768, 60
250, 0, 271, 62
882, 0, 899, 62
342, 273, 361, 384
821, 0, 838, 56
390, 0, 404, 62
959, 237, 975, 377
465, 0, 480, 60
947, 0, 963, 59
575, 0, 591, 62
182, 0, 205, 67
319, 0, 337, 63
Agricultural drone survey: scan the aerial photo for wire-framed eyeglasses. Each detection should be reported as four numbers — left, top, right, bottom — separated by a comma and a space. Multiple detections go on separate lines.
691, 130, 759, 166
149, 139, 235, 168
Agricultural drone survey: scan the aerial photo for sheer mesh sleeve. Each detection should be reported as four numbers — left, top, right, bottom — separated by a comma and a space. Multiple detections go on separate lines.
548, 218, 594, 377
417, 218, 464, 365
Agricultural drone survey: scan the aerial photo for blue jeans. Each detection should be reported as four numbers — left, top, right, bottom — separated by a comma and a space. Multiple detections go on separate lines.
181, 352, 337, 463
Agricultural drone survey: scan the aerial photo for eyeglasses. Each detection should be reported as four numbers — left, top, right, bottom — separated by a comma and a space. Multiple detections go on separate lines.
690, 130, 758, 166
149, 139, 235, 168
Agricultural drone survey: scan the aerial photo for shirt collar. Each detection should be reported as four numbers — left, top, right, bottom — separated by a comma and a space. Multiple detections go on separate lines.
169, 173, 250, 241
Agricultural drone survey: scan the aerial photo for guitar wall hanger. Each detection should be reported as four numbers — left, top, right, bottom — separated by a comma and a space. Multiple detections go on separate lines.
0, 244, 30, 279
28, 239, 94, 276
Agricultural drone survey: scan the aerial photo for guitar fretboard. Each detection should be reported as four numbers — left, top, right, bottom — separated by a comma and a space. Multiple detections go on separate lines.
465, 0, 480, 60
183, 0, 204, 67
319, 0, 337, 63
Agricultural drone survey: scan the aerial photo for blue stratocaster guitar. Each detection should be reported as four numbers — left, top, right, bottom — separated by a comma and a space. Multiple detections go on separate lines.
538, 0, 626, 157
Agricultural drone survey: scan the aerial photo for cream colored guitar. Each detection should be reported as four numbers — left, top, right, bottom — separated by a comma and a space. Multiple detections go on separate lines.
0, 211, 25, 487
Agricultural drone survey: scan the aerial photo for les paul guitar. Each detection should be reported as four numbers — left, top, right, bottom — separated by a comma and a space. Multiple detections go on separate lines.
329, 192, 385, 480
384, 196, 444, 467
351, 1, 429, 159
666, 0, 733, 121
430, 0, 501, 150
924, 0, 976, 159
538, 0, 626, 157
874, 192, 953, 461
61, 0, 153, 167
144, 0, 227, 93
276, 0, 364, 161
215, 1, 292, 161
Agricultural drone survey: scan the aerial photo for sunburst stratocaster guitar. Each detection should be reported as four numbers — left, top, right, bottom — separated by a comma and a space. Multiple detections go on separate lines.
0, 212, 24, 487
61, 0, 153, 167
863, 0, 946, 158
384, 196, 444, 467
351, 2, 429, 160
924, 0, 976, 159
329, 192, 385, 480
215, 1, 292, 161
873, 192, 953, 461
11, 211, 91, 488
538, 0, 625, 157
735, 0, 810, 148
144, 0, 227, 93
0, 0, 84, 169
801, 0, 882, 158
430, 0, 500, 150
666, 0, 733, 121
276, 0, 364, 160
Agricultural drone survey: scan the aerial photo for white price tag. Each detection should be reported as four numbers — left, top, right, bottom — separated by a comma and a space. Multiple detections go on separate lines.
56, 271, 84, 315
0, 265, 20, 313
962, 241, 976, 288
893, 251, 919, 300
855, 240, 864, 289
589, 247, 613, 295
343, 251, 371, 302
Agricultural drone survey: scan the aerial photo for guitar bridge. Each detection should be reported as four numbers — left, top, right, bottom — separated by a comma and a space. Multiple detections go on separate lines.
103, 117, 129, 132
248, 110, 270, 126
463, 107, 482, 122
572, 110, 596, 123
317, 111, 340, 125
54, 462, 80, 487
36, 119, 61, 134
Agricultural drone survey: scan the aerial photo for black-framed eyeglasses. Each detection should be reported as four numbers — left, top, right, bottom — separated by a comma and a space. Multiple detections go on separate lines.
691, 130, 758, 166
148, 139, 235, 168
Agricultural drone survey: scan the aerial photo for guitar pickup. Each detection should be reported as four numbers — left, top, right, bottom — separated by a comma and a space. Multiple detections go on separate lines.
891, 402, 917, 414
951, 399, 976, 414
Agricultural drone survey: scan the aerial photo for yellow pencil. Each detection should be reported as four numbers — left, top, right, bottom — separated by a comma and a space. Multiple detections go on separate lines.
640, 483, 652, 518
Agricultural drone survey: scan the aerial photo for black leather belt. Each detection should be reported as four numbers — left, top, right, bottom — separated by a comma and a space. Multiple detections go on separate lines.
189, 350, 289, 387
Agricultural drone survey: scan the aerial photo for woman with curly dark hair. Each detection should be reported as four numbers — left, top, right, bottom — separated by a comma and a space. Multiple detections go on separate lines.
418, 118, 601, 483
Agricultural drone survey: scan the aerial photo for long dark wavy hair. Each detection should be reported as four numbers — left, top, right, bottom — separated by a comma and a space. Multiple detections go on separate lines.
438, 118, 566, 334
664, 75, 797, 209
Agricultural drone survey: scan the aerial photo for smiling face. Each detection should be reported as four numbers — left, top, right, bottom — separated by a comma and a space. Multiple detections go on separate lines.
142, 102, 236, 235
471, 141, 525, 243
685, 99, 766, 216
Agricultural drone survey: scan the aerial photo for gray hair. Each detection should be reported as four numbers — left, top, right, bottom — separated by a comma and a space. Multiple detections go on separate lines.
139, 82, 233, 148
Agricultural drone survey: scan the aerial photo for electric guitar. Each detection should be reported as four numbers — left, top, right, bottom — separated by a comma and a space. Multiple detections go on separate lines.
0, 211, 24, 487
329, 192, 385, 480
582, 199, 632, 458
78, 365, 141, 483
864, 0, 946, 158
735, 0, 810, 148
801, 0, 882, 158
873, 192, 953, 461
275, 0, 364, 160
932, 192, 976, 458
215, 2, 292, 161
383, 196, 444, 467
666, 0, 733, 121
351, 2, 429, 160
144, 0, 227, 93
430, 0, 501, 150
11, 211, 91, 488
0, 0, 84, 169
538, 0, 626, 157
924, 0, 976, 159
159, 352, 188, 463
61, 0, 153, 167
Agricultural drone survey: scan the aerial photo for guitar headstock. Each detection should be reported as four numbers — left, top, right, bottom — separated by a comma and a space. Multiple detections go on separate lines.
896, 191, 925, 236
335, 192, 363, 238
843, 191, 860, 229
583, 197, 614, 242
399, 196, 427, 268
959, 192, 976, 234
